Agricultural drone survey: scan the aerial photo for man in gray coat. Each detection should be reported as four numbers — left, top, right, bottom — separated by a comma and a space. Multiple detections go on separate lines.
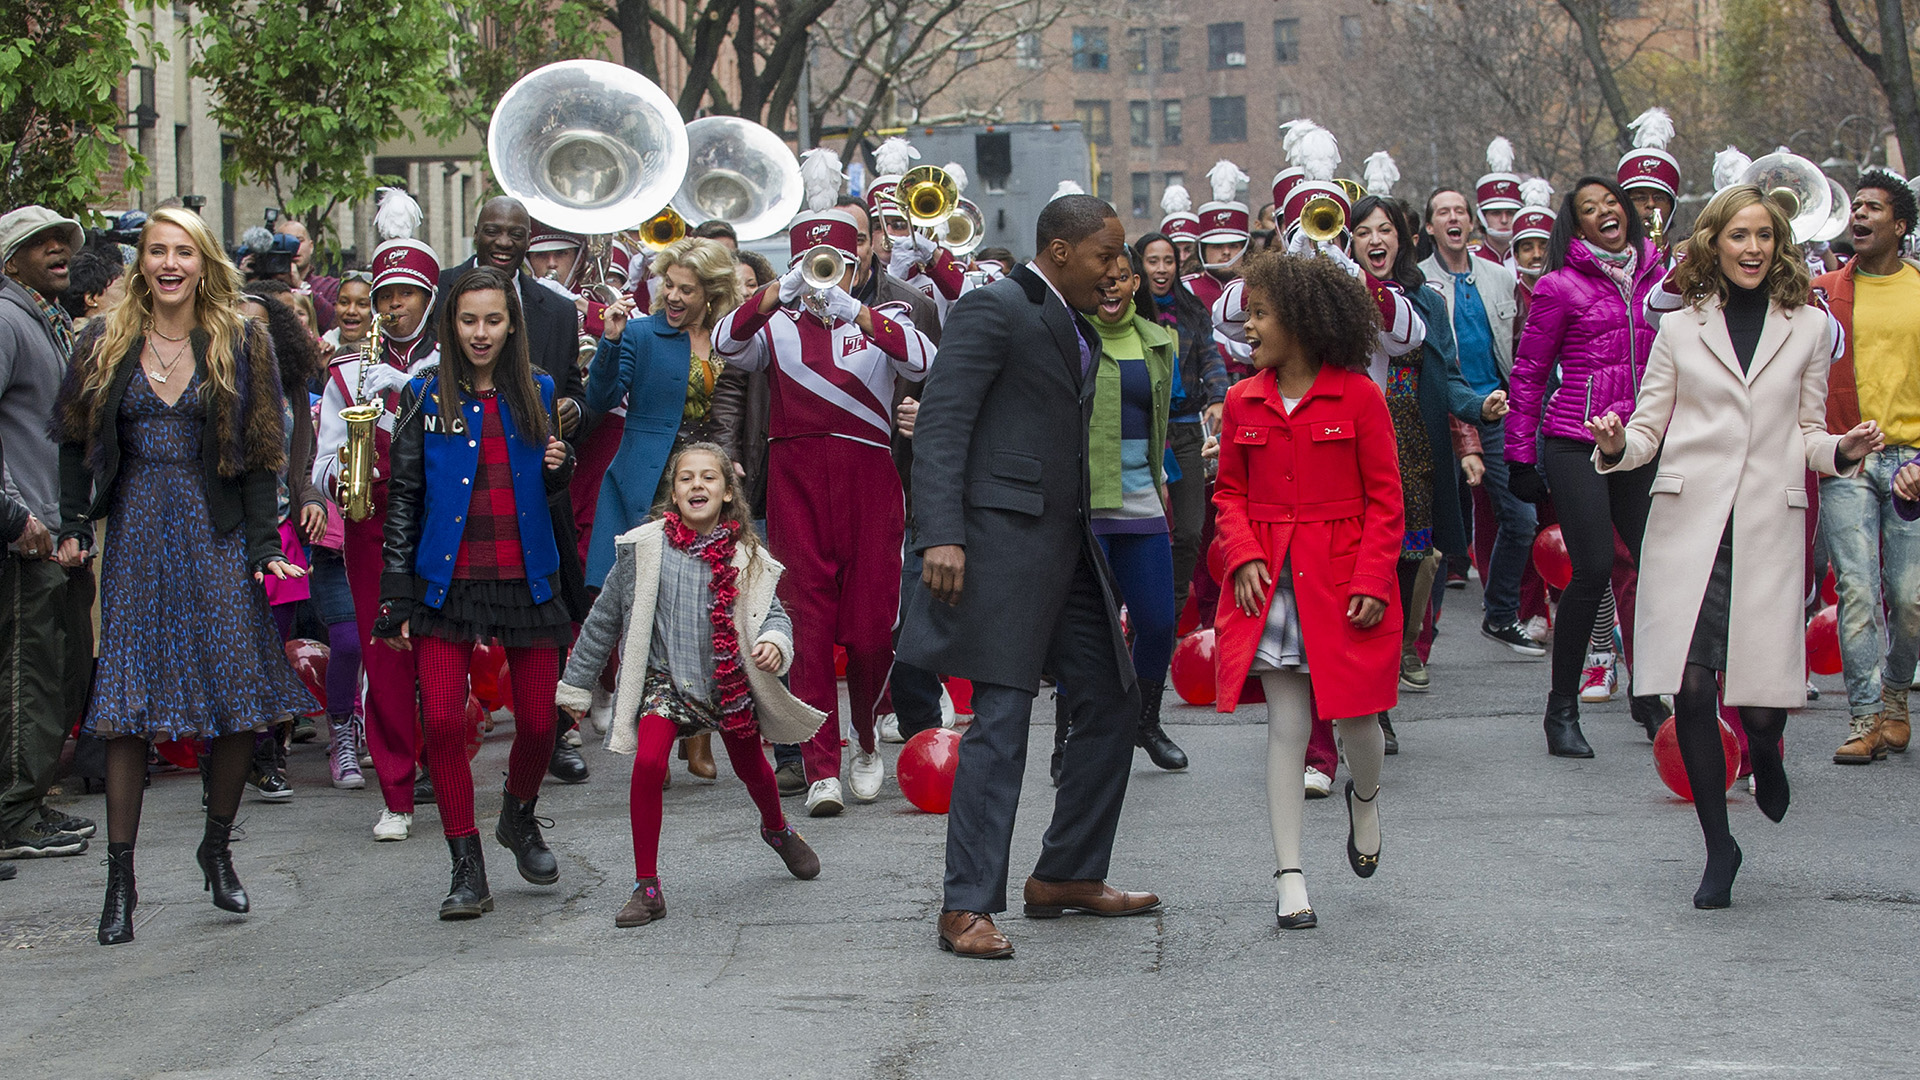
898, 195, 1160, 959
1, 205, 96, 861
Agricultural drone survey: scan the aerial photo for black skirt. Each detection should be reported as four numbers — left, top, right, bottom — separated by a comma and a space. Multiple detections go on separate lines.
411, 577, 572, 650
1686, 519, 1734, 671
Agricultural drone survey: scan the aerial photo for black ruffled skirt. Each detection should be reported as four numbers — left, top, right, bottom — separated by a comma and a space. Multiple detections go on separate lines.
412, 577, 572, 649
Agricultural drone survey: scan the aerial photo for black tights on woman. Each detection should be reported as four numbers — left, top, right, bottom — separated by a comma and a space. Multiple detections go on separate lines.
1673, 663, 1789, 907
104, 732, 252, 843
1540, 438, 1655, 697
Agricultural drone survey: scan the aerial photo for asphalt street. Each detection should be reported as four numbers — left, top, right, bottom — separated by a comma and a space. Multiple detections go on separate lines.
4, 582, 1918, 1078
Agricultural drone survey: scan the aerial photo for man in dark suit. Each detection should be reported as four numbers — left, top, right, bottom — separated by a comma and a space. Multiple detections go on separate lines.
898, 195, 1161, 959
432, 195, 592, 782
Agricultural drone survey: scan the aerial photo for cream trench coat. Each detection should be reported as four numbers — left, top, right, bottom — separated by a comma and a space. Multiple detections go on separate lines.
1596, 295, 1853, 707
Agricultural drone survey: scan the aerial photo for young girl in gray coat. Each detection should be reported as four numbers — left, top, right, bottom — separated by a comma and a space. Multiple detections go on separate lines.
557, 442, 826, 928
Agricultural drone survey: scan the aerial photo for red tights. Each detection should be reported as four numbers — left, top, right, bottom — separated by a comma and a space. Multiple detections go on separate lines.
628, 713, 786, 878
416, 635, 560, 838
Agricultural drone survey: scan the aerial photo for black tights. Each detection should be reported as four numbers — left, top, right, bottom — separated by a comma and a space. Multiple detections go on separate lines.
1674, 663, 1790, 863
104, 733, 251, 845
1540, 438, 1655, 697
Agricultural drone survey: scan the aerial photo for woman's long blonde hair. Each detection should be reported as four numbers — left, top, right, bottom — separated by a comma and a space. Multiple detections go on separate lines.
649, 237, 743, 330
85, 207, 248, 412
1669, 184, 1811, 311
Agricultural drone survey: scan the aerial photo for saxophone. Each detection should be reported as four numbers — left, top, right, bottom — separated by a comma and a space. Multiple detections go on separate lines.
337, 313, 388, 522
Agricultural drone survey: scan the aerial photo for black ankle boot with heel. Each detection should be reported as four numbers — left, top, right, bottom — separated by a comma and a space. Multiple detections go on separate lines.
1544, 692, 1594, 757
196, 814, 249, 913
98, 843, 137, 946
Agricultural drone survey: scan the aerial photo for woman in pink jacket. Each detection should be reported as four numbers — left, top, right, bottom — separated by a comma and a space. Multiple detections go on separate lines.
1504, 176, 1667, 758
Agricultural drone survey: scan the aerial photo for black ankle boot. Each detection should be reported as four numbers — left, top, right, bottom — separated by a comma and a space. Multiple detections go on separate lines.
1630, 694, 1671, 741
1544, 692, 1594, 758
98, 843, 137, 946
1050, 712, 1067, 787
441, 834, 493, 919
1135, 682, 1189, 771
195, 814, 250, 913
495, 790, 558, 885
548, 730, 590, 784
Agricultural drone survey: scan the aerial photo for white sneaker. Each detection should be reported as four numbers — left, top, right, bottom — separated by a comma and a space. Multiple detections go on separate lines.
1579, 652, 1618, 703
1304, 767, 1333, 799
373, 809, 412, 842
588, 686, 613, 736
1523, 615, 1551, 645
805, 778, 846, 817
849, 750, 885, 801
878, 713, 904, 743
939, 687, 958, 729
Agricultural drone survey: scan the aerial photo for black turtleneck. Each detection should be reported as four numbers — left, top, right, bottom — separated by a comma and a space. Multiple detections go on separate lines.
1724, 281, 1769, 373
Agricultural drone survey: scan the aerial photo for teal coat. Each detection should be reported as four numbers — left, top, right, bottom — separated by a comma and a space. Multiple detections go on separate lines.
584, 315, 692, 586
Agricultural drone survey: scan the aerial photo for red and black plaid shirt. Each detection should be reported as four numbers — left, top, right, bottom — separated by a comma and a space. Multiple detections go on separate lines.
452, 393, 525, 580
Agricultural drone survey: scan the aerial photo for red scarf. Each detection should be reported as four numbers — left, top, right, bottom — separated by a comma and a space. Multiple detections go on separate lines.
661, 512, 754, 737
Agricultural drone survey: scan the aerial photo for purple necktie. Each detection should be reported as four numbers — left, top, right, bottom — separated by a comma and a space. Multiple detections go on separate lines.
1076, 321, 1093, 377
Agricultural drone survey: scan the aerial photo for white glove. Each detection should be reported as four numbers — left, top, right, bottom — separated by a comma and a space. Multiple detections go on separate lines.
821, 286, 864, 325
1318, 241, 1362, 279
1285, 226, 1312, 256
779, 263, 810, 304
360, 360, 415, 397
886, 241, 921, 281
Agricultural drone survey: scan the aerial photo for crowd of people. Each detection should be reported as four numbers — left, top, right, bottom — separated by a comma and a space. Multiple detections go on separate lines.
1, 118, 1916, 954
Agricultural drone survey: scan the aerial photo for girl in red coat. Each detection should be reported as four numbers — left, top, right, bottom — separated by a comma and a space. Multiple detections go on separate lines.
1212, 253, 1405, 929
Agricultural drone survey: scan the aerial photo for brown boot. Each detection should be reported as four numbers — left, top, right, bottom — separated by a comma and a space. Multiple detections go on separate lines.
761, 825, 821, 880
1881, 687, 1911, 753
682, 734, 717, 780
615, 877, 666, 927
1834, 714, 1889, 765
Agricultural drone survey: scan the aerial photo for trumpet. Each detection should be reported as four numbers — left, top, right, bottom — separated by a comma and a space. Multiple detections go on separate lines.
1300, 194, 1347, 244
637, 206, 687, 250
798, 244, 846, 318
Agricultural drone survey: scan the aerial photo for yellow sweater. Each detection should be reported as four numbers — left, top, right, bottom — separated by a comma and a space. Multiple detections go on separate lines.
1851, 264, 1920, 447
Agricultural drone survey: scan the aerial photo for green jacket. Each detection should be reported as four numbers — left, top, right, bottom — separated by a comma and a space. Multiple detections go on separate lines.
1089, 311, 1175, 511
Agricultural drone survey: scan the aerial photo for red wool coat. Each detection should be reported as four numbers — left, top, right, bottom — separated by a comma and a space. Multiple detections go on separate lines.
1211, 364, 1405, 718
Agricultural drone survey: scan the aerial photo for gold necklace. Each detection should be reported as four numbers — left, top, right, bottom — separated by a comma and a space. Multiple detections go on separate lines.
145, 336, 191, 384
147, 323, 191, 343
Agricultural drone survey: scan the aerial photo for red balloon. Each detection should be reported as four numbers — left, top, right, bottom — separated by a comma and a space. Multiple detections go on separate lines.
283, 638, 330, 713
1531, 525, 1573, 591
465, 694, 487, 761
945, 677, 974, 716
1807, 605, 1841, 675
1652, 716, 1740, 801
1171, 628, 1217, 706
835, 645, 849, 679
898, 728, 962, 813
470, 643, 511, 713
1820, 570, 1837, 607
154, 736, 203, 770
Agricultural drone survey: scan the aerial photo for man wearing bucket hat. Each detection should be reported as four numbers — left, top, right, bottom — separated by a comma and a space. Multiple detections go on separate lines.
1, 205, 97, 861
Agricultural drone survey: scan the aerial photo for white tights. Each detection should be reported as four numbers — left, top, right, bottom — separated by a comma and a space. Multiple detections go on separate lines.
1261, 671, 1383, 914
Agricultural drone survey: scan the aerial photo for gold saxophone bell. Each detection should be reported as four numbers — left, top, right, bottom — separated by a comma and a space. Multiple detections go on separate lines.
1648, 207, 1667, 249
338, 403, 383, 522
1301, 194, 1346, 244
639, 206, 687, 250
898, 165, 959, 229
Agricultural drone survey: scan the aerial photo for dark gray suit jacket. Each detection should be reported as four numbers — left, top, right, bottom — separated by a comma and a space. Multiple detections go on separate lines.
895, 265, 1132, 692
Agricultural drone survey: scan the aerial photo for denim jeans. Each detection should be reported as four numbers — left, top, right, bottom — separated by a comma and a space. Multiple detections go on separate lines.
1473, 418, 1538, 626
1818, 447, 1920, 718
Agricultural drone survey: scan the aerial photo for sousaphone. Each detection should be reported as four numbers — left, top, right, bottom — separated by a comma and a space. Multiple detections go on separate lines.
672, 117, 804, 243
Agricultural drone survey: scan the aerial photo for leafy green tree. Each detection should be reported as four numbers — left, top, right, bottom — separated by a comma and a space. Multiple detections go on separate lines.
189, 0, 452, 246
0, 1, 158, 217
441, 0, 611, 142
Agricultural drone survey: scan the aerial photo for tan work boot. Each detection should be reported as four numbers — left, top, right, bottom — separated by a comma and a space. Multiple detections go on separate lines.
1833, 713, 1888, 765
1881, 687, 1911, 753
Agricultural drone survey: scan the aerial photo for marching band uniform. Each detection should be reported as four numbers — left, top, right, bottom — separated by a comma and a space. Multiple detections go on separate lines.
1617, 108, 1683, 272
1510, 183, 1557, 304
1474, 138, 1524, 272
1160, 184, 1202, 269
713, 211, 935, 812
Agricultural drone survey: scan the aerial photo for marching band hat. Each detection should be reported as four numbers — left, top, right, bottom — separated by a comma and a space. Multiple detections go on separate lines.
788, 210, 860, 267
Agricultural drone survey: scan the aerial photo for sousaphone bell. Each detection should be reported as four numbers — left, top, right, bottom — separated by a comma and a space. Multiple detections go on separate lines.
1738, 152, 1833, 244
672, 117, 805, 243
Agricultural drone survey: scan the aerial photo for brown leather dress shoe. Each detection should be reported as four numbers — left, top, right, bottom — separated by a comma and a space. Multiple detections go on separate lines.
761, 825, 821, 880
938, 910, 1014, 958
682, 734, 717, 780
615, 877, 667, 928
1021, 877, 1162, 918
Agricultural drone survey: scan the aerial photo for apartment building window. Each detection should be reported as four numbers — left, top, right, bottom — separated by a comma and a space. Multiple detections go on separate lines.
1097, 171, 1113, 204
1277, 90, 1301, 123
1019, 99, 1046, 124
1340, 15, 1364, 59
1129, 101, 1151, 147
1131, 172, 1151, 218
1074, 99, 1112, 145
1073, 27, 1110, 71
1208, 22, 1246, 69
1162, 100, 1182, 145
1161, 27, 1181, 72
1016, 31, 1043, 69
1209, 96, 1247, 143
1274, 18, 1300, 63
1125, 28, 1150, 74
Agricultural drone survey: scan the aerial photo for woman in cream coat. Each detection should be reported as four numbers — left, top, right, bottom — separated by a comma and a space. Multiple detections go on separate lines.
1589, 184, 1883, 910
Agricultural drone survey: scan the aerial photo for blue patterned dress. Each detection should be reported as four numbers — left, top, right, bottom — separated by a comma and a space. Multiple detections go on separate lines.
83, 370, 317, 740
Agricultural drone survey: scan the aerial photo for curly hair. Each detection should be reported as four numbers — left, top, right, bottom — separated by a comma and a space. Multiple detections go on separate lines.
1238, 251, 1378, 374
1856, 169, 1917, 240
649, 237, 743, 330
241, 281, 325, 392
1668, 184, 1810, 311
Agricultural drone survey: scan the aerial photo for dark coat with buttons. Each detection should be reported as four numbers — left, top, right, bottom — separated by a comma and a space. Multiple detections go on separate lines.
895, 265, 1131, 693
1210, 363, 1404, 717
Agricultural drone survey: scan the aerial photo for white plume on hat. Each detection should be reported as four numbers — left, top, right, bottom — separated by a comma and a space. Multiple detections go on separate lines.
1363, 151, 1400, 196
874, 137, 920, 178
1519, 176, 1555, 208
1485, 137, 1515, 175
1290, 127, 1340, 183
1161, 184, 1192, 215
800, 147, 844, 212
1208, 160, 1249, 202
1050, 180, 1086, 200
1713, 146, 1753, 191
1628, 107, 1675, 151
1280, 118, 1319, 159
374, 187, 423, 241
943, 161, 968, 195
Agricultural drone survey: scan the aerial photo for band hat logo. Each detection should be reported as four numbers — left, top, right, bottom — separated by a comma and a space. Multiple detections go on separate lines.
1615, 106, 1681, 199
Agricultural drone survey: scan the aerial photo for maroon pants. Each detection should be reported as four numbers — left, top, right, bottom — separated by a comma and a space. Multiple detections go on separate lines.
767, 436, 903, 782
415, 635, 560, 838
345, 510, 420, 813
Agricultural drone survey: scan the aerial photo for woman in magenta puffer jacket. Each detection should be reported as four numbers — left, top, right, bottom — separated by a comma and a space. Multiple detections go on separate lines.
1504, 176, 1667, 758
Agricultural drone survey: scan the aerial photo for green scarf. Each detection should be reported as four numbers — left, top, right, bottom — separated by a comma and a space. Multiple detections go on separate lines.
1092, 300, 1143, 357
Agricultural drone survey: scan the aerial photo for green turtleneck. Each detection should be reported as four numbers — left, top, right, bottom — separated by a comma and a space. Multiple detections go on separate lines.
1089, 301, 1176, 511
